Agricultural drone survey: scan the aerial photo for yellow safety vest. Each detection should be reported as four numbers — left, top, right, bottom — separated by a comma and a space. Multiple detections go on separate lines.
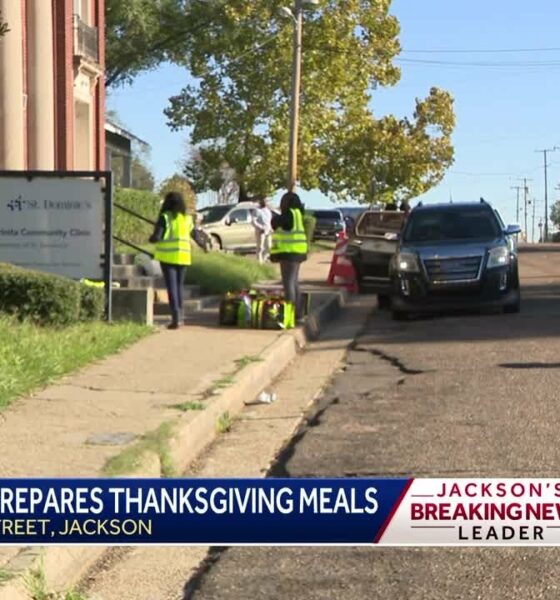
154, 212, 193, 266
271, 208, 308, 256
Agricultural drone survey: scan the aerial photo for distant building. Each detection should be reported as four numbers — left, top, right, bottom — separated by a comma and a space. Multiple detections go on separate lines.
105, 121, 150, 188
0, 0, 105, 171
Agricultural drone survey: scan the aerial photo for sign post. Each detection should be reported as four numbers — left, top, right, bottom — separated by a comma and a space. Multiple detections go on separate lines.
0, 171, 113, 320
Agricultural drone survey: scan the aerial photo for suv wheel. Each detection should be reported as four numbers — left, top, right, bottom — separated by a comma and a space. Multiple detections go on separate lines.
391, 309, 409, 321
377, 294, 391, 309
503, 297, 521, 314
357, 277, 369, 294
210, 234, 222, 251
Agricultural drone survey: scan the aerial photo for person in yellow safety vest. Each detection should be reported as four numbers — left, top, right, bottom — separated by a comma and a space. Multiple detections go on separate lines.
270, 191, 308, 323
149, 192, 194, 329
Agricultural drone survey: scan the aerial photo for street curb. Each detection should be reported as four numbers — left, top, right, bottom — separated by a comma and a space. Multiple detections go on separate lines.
0, 288, 348, 599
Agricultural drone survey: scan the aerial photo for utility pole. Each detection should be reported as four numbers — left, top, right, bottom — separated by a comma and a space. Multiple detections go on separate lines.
522, 178, 532, 241
510, 185, 523, 224
531, 198, 536, 243
287, 0, 303, 192
535, 146, 559, 242
284, 0, 319, 192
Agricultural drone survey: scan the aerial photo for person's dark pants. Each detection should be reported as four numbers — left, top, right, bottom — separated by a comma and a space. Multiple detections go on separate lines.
280, 261, 302, 319
161, 263, 186, 325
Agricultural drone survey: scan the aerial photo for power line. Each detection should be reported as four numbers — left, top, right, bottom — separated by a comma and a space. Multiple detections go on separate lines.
452, 170, 524, 177
396, 58, 560, 67
402, 47, 560, 54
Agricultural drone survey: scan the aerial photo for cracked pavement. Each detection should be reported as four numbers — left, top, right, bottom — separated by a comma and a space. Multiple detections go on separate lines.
189, 245, 560, 600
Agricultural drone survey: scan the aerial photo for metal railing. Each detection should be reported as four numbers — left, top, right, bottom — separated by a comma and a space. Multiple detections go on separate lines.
73, 16, 99, 63
113, 201, 156, 258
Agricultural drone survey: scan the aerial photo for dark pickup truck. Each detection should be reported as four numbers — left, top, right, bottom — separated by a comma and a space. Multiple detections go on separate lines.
345, 210, 406, 305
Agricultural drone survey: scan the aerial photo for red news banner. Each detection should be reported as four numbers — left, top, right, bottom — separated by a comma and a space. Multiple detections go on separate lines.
379, 479, 560, 545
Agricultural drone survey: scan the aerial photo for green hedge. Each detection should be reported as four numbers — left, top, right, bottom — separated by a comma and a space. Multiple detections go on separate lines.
113, 188, 161, 248
79, 285, 105, 321
0, 263, 104, 325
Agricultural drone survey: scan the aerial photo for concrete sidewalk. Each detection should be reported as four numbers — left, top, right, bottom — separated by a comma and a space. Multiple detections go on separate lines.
0, 250, 340, 587
0, 252, 334, 476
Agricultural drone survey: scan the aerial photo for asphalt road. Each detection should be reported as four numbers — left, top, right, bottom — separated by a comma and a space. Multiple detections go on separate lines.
188, 245, 560, 600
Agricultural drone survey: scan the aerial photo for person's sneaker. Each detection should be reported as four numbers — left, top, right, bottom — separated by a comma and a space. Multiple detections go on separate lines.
167, 322, 180, 330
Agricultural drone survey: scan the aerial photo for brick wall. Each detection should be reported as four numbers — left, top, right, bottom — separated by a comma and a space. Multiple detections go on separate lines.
54, 0, 74, 169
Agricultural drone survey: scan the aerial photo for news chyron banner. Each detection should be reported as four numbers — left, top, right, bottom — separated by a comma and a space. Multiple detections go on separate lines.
1, 479, 560, 545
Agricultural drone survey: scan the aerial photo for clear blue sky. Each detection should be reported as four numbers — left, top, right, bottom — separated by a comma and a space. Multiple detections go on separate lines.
107, 0, 560, 236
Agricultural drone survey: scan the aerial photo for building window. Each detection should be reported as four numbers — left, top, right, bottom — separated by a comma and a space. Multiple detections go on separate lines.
74, 100, 92, 169
74, 0, 90, 24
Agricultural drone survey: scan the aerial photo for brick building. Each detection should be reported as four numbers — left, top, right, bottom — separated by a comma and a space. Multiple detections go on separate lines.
0, 0, 105, 171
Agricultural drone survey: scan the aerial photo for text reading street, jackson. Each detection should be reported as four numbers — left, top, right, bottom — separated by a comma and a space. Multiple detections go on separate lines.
0, 479, 399, 545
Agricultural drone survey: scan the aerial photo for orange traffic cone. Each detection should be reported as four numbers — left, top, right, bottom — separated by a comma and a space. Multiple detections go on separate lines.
327, 232, 358, 293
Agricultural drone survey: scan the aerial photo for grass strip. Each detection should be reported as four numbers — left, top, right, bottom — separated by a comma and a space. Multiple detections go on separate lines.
185, 250, 277, 294
171, 401, 205, 412
102, 421, 176, 478
0, 316, 151, 411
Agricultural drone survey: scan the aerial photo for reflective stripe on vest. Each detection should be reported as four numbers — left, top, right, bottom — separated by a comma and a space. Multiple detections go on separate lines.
154, 212, 193, 265
271, 208, 308, 255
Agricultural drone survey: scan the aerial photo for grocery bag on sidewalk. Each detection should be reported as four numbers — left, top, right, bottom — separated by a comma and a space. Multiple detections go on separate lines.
219, 291, 251, 326
219, 296, 242, 326
219, 290, 260, 327
258, 298, 295, 330
219, 290, 298, 329
237, 292, 257, 328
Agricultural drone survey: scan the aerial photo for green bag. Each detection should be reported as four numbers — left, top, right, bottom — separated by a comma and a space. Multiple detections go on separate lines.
258, 298, 295, 330
219, 295, 243, 326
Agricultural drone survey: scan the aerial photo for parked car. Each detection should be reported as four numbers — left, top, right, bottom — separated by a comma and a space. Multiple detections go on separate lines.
345, 209, 406, 304
199, 202, 259, 252
312, 209, 346, 240
389, 200, 521, 320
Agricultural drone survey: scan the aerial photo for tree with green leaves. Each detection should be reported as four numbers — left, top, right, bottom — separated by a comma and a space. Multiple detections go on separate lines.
105, 0, 195, 88
183, 147, 240, 204
319, 87, 455, 203
166, 0, 455, 203
549, 201, 560, 230
159, 173, 197, 212
131, 157, 155, 191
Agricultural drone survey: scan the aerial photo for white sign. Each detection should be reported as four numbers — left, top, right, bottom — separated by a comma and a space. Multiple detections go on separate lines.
0, 177, 105, 279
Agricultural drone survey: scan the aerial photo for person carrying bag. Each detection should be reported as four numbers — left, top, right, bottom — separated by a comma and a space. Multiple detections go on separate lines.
149, 192, 194, 329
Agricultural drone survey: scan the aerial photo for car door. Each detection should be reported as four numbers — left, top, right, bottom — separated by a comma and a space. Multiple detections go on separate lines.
226, 208, 255, 249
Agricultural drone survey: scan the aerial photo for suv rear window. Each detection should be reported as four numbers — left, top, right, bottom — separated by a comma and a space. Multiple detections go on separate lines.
313, 210, 342, 220
404, 207, 501, 242
355, 212, 405, 236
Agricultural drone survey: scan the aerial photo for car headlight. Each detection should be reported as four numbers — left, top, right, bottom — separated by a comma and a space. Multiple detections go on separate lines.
487, 246, 510, 268
395, 251, 420, 273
